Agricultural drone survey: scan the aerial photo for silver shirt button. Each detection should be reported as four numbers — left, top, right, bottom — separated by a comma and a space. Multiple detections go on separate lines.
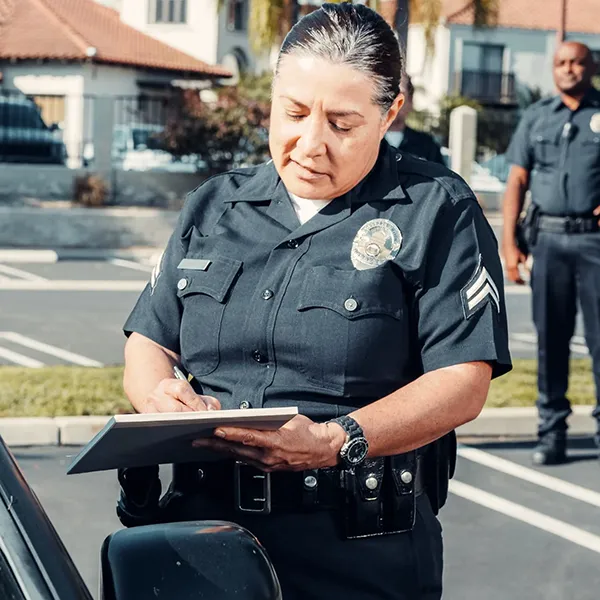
239, 400, 251, 409
344, 298, 358, 312
177, 278, 188, 291
400, 470, 413, 485
365, 475, 378, 490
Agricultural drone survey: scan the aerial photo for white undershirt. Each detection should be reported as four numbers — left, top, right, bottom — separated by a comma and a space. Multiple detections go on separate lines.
288, 192, 332, 225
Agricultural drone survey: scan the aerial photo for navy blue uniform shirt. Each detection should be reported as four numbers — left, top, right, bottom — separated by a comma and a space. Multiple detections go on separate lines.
124, 142, 511, 421
506, 87, 600, 216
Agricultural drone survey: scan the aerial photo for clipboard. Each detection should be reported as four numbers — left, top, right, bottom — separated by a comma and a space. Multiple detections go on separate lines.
66, 407, 298, 475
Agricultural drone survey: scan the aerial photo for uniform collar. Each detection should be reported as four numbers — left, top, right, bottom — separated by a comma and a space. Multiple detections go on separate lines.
224, 141, 406, 205
224, 160, 280, 203
551, 87, 600, 112
582, 87, 600, 108
351, 140, 406, 203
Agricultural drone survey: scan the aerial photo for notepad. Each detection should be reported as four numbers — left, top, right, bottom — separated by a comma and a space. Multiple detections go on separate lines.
67, 407, 298, 474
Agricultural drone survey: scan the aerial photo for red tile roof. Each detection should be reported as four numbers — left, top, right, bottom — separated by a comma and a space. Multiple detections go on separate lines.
444, 0, 600, 35
0, 0, 231, 77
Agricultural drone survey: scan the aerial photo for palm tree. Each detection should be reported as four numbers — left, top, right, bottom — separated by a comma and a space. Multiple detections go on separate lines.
245, 0, 498, 55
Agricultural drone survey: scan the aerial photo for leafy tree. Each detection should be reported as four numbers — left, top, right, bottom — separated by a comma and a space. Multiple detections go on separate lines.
244, 1, 498, 54
161, 74, 272, 174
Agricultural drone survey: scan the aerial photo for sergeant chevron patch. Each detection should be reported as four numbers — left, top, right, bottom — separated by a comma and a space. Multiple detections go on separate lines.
461, 256, 500, 318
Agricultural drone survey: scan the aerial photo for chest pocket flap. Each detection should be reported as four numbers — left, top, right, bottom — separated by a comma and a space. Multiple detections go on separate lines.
176, 255, 242, 303
298, 265, 403, 320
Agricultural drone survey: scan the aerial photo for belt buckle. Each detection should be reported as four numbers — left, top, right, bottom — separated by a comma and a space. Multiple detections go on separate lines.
567, 217, 583, 233
234, 461, 271, 514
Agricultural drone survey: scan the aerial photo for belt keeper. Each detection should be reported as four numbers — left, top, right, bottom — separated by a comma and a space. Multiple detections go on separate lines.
302, 469, 319, 508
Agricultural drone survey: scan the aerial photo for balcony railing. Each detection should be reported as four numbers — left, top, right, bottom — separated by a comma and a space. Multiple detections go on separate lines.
453, 70, 517, 105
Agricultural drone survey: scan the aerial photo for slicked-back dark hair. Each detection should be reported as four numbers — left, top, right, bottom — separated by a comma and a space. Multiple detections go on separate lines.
275, 2, 402, 113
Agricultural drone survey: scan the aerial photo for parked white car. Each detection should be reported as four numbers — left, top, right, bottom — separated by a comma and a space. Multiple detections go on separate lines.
441, 147, 505, 194
83, 124, 204, 173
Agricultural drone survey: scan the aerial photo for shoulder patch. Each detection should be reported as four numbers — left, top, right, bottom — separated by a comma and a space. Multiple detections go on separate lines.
461, 256, 500, 318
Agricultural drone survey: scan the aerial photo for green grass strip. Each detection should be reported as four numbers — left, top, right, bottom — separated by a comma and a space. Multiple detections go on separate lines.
0, 360, 596, 417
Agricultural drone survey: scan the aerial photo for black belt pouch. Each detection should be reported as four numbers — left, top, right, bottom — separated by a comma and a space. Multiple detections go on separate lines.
386, 451, 417, 533
341, 458, 385, 539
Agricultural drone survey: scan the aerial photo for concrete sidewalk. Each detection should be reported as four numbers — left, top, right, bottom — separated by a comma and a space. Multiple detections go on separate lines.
0, 247, 160, 263
0, 406, 596, 447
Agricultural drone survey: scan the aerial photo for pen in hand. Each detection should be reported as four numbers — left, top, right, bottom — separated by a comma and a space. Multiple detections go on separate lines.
172, 365, 220, 411
173, 365, 188, 381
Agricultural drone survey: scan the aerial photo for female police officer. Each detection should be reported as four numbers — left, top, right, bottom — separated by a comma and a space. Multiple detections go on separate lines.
122, 3, 511, 599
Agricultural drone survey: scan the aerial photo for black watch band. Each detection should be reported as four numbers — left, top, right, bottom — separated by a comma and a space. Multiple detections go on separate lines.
330, 415, 365, 438
328, 415, 369, 468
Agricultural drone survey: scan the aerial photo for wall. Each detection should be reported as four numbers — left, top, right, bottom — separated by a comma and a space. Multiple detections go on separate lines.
0, 164, 205, 209
217, 2, 256, 76
406, 24, 452, 112
0, 204, 180, 249
449, 25, 554, 99
120, 0, 220, 66
410, 23, 600, 111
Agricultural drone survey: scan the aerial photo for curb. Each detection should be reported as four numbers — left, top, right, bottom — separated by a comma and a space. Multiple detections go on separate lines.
0, 407, 596, 448
457, 405, 595, 437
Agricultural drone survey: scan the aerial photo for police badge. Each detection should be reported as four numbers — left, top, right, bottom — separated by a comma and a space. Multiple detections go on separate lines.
351, 219, 402, 270
590, 113, 600, 134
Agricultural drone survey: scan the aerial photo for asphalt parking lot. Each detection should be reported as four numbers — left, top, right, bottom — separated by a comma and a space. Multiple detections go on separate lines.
0, 256, 591, 365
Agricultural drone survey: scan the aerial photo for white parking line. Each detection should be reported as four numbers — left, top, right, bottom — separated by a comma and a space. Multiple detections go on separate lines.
511, 332, 589, 355
0, 280, 146, 291
0, 332, 103, 367
0, 345, 45, 368
0, 264, 48, 282
450, 480, 600, 554
458, 446, 600, 508
109, 258, 153, 273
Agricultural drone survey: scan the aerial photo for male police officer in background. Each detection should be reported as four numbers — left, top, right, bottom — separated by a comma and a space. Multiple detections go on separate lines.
385, 74, 445, 165
503, 41, 600, 465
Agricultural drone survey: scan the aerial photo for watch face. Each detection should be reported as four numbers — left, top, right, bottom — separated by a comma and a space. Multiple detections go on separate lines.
345, 438, 369, 465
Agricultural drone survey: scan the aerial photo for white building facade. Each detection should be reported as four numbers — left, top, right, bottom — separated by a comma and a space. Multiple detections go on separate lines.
118, 0, 256, 81
407, 23, 600, 113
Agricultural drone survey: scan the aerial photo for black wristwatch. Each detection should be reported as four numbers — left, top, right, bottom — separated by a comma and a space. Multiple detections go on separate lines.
328, 415, 369, 469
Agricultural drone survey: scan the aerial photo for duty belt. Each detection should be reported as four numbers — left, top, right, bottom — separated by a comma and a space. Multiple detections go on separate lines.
171, 454, 426, 516
537, 214, 599, 234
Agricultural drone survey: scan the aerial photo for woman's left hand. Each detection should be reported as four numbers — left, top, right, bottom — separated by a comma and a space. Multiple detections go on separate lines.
192, 415, 346, 472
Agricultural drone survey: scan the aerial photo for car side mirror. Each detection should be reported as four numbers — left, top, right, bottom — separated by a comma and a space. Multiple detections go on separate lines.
100, 520, 282, 600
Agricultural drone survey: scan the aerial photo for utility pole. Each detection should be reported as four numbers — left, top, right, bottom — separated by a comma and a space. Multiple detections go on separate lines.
557, 0, 567, 43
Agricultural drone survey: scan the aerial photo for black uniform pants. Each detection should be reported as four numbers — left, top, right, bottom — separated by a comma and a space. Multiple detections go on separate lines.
531, 230, 600, 444
161, 490, 443, 600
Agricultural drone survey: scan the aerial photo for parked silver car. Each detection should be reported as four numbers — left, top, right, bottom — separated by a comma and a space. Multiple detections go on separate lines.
84, 124, 204, 173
